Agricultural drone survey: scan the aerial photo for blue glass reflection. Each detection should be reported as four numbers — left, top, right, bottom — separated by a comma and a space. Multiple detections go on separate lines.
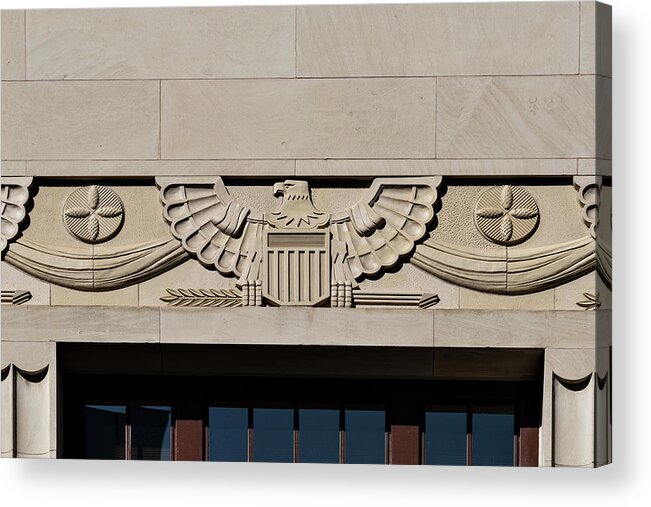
84, 404, 126, 460
298, 408, 339, 463
253, 407, 294, 463
209, 406, 249, 462
344, 409, 385, 464
130, 405, 172, 461
425, 411, 467, 465
472, 411, 514, 466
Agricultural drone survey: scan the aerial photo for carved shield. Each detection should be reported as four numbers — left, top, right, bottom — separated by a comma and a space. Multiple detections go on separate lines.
262, 229, 330, 306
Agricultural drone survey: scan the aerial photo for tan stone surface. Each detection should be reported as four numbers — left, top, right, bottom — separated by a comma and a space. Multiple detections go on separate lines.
297, 3, 579, 77
139, 260, 234, 307
160, 307, 434, 347
26, 7, 295, 80
1, 160, 25, 176
161, 79, 436, 159
459, 287, 554, 310
0, 340, 52, 371
1, 306, 160, 342
296, 159, 578, 177
1, 81, 159, 160
508, 185, 588, 251
578, 158, 612, 176
358, 263, 459, 310
25, 160, 295, 177
437, 76, 597, 158
580, 2, 612, 77
434, 310, 601, 349
15, 368, 50, 457
51, 285, 138, 306
93, 185, 169, 250
427, 184, 506, 251
596, 76, 612, 159
1, 10, 25, 80
1, 365, 13, 457
554, 272, 611, 310
1, 262, 50, 305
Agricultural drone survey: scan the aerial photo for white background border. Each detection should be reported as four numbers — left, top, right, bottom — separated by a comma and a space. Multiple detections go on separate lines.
1, 0, 648, 505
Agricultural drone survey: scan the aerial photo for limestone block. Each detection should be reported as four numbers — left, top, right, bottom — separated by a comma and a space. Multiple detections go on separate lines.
554, 272, 611, 311
434, 310, 599, 349
357, 263, 459, 310
25, 160, 295, 178
139, 260, 234, 307
161, 79, 437, 159
1, 365, 13, 458
1, 10, 25, 80
296, 159, 578, 178
553, 374, 595, 467
580, 2, 612, 77
1, 81, 159, 160
1, 161, 25, 176
437, 76, 597, 158
15, 367, 50, 458
596, 76, 612, 159
0, 341, 53, 371
160, 307, 434, 347
507, 185, 588, 251
51, 285, 138, 306
578, 159, 612, 177
1, 262, 50, 305
459, 287, 554, 310
297, 3, 579, 77
1, 306, 160, 342
26, 7, 295, 80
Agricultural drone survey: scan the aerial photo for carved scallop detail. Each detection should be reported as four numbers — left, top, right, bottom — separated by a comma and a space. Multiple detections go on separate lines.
63, 185, 124, 243
474, 185, 539, 246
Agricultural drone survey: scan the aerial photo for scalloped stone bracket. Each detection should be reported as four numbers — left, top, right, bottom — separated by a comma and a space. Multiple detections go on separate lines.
573, 176, 602, 239
1, 177, 34, 254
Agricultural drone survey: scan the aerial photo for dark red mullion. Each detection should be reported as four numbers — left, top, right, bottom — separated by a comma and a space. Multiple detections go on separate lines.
389, 404, 420, 465
466, 405, 472, 466
173, 401, 204, 461
294, 404, 299, 464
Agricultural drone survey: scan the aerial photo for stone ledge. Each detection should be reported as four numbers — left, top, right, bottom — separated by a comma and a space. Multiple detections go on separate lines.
1, 306, 609, 350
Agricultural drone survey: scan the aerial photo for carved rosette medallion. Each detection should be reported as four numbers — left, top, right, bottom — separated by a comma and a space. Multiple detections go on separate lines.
474, 185, 539, 246
63, 185, 124, 243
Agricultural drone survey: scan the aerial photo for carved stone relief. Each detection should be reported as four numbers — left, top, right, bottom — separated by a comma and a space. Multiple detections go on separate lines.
474, 185, 539, 245
1, 289, 32, 305
63, 185, 124, 243
157, 176, 443, 307
1, 177, 33, 254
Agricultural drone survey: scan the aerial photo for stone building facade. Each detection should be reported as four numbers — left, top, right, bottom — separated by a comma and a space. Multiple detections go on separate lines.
1, 2, 611, 466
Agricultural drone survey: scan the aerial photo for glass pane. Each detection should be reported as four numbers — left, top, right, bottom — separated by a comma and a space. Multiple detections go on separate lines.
298, 408, 340, 463
472, 410, 515, 466
84, 404, 126, 460
208, 406, 248, 462
253, 407, 294, 463
130, 405, 172, 461
425, 410, 467, 465
344, 409, 385, 464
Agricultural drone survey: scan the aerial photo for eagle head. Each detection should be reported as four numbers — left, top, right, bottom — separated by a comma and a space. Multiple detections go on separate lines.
270, 180, 329, 229
273, 180, 310, 201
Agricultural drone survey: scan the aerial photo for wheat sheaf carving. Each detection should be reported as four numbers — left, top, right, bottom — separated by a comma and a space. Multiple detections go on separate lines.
160, 288, 243, 307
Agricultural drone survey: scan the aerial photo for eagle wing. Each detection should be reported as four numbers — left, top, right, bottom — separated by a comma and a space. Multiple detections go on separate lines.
156, 177, 264, 278
331, 177, 442, 280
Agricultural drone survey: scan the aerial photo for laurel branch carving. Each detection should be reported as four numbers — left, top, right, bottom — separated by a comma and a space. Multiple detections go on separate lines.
576, 292, 601, 311
160, 288, 243, 307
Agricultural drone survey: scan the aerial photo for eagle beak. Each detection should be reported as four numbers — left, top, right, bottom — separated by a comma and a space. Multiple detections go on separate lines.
273, 182, 285, 197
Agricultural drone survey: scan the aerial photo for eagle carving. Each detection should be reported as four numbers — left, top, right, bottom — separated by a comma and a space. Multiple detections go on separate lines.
156, 176, 442, 307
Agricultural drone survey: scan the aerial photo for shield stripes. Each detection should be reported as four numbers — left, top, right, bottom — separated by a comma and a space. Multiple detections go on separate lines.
263, 230, 330, 306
